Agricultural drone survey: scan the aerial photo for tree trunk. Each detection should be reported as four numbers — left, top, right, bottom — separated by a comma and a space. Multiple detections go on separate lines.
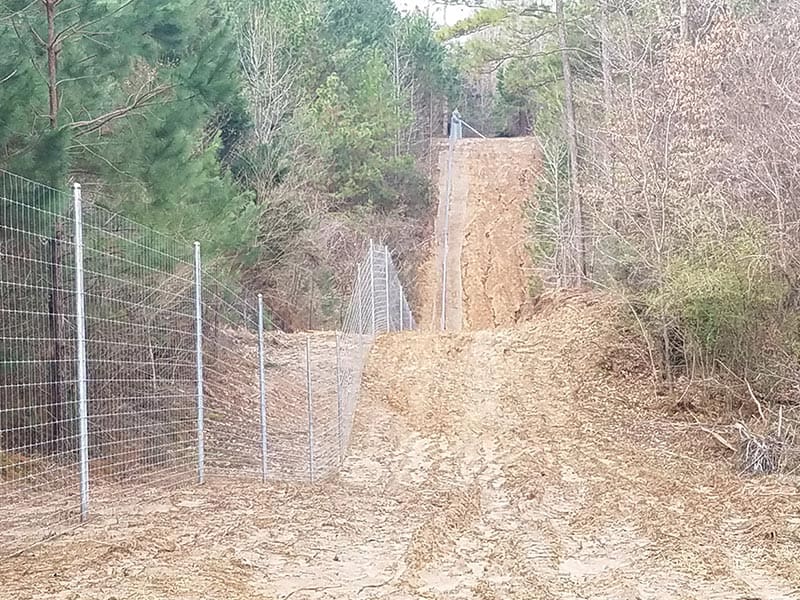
555, 0, 585, 284
44, 0, 60, 129
600, 2, 613, 111
393, 33, 402, 159
600, 0, 613, 175
679, 0, 689, 43
48, 221, 66, 452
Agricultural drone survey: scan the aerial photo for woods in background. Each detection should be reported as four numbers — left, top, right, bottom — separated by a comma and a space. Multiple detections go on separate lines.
452, 0, 800, 424
6, 0, 800, 422
0, 0, 457, 328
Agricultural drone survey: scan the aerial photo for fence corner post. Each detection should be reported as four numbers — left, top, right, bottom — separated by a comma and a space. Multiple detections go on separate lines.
193, 241, 205, 485
73, 182, 90, 523
257, 293, 268, 484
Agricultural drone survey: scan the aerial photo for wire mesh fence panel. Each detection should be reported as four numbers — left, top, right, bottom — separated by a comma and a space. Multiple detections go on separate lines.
337, 260, 372, 456
307, 333, 340, 480
80, 203, 197, 497
0, 171, 81, 550
249, 243, 418, 483
201, 272, 261, 477
0, 164, 418, 552
262, 331, 313, 481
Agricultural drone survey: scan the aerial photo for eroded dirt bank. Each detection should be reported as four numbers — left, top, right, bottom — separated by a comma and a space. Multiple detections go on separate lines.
419, 137, 538, 332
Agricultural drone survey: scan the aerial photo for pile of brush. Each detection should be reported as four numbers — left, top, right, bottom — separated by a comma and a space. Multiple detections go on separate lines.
735, 406, 799, 475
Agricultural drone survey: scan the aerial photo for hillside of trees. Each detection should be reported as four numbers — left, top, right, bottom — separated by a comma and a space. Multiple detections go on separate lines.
4, 0, 799, 430
452, 0, 800, 434
0, 0, 457, 328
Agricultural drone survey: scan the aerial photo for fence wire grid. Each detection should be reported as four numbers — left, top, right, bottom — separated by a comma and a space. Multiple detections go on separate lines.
0, 170, 416, 555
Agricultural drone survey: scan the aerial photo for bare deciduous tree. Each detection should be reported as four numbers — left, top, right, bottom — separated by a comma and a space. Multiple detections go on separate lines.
554, 0, 585, 283
238, 7, 299, 151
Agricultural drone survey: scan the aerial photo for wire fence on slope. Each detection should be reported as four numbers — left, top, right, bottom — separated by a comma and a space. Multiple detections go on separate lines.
0, 169, 416, 555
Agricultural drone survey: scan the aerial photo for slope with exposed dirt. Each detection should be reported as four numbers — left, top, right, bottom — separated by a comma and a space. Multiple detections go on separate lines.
2, 138, 798, 599
4, 293, 797, 599
419, 137, 539, 332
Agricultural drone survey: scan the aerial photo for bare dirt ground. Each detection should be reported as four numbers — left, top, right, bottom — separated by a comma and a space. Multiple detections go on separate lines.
418, 139, 469, 332
460, 138, 538, 330
3, 296, 798, 599
2, 138, 799, 598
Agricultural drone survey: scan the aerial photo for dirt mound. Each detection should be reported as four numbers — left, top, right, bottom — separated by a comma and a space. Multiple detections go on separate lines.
5, 294, 797, 598
358, 293, 799, 597
418, 137, 539, 332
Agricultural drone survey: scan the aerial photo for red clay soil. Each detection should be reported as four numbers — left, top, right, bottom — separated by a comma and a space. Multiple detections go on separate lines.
418, 137, 539, 332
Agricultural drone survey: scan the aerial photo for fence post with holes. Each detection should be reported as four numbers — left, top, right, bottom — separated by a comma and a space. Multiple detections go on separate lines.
257, 294, 268, 483
193, 241, 205, 484
73, 183, 90, 522
306, 336, 315, 482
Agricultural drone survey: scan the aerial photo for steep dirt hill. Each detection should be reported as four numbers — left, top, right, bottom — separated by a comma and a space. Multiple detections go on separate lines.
419, 137, 538, 332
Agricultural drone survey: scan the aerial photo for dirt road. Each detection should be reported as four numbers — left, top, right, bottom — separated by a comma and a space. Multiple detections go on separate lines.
2, 138, 799, 599
5, 296, 798, 599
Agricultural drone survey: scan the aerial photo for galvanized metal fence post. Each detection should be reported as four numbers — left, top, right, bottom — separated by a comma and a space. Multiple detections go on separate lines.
400, 294, 404, 331
193, 241, 205, 484
73, 183, 90, 522
257, 294, 268, 483
384, 245, 391, 332
305, 336, 315, 482
369, 240, 376, 336
441, 113, 457, 332
335, 331, 343, 461
357, 261, 364, 340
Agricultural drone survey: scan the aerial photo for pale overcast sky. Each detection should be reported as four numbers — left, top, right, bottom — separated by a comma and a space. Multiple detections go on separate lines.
394, 0, 479, 25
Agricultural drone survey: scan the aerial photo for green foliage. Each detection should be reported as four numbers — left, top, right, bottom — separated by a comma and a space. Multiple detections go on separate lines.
650, 231, 786, 369
398, 13, 459, 101
436, 8, 509, 42
0, 0, 454, 298
308, 51, 411, 208
322, 0, 397, 52
292, 1, 451, 211
0, 0, 250, 260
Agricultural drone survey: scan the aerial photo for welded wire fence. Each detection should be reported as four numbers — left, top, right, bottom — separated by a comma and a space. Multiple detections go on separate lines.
439, 111, 484, 331
0, 170, 415, 554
